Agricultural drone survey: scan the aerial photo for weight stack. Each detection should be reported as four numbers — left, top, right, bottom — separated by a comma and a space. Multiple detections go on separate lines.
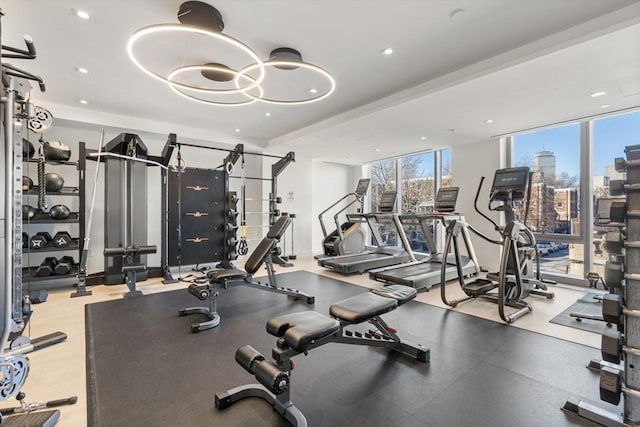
225, 191, 239, 261
168, 168, 228, 266
612, 144, 640, 421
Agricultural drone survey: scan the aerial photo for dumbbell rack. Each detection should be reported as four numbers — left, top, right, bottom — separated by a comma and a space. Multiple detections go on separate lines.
564, 144, 640, 426
22, 142, 86, 288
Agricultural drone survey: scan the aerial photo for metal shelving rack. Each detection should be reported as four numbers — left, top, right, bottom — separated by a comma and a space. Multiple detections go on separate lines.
21, 142, 86, 288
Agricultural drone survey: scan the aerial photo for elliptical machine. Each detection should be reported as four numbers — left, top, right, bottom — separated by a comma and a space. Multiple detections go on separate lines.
440, 167, 554, 323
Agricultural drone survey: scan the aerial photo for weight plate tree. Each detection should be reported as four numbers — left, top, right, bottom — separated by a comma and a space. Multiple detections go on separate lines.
167, 168, 234, 266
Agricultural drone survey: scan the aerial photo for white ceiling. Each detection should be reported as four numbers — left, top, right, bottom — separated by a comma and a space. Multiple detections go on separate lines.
2, 0, 640, 164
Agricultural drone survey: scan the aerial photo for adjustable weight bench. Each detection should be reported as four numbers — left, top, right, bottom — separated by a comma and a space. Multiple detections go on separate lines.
215, 284, 429, 426
180, 215, 315, 332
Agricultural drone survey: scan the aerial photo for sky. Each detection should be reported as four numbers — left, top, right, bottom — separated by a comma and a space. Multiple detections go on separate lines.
513, 110, 640, 178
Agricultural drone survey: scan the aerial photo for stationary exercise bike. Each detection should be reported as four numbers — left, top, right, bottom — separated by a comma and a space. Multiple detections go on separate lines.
441, 167, 554, 323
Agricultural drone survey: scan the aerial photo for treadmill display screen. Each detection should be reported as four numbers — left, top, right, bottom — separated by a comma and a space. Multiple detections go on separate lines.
355, 179, 370, 197
490, 167, 529, 201
434, 187, 459, 212
378, 191, 398, 213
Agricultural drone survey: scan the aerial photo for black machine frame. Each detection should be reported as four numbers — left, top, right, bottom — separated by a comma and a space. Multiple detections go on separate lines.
441, 167, 554, 323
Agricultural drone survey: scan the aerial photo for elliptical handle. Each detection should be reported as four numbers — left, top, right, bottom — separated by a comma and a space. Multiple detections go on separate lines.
474, 176, 500, 230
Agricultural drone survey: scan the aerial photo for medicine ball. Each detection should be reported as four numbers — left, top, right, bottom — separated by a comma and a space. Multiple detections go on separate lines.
44, 173, 65, 192
22, 176, 33, 191
49, 204, 71, 220
22, 139, 35, 159
22, 205, 36, 219
43, 141, 71, 161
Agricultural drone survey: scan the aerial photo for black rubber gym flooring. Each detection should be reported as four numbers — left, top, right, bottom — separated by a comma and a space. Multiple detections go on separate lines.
550, 292, 614, 335
85, 271, 617, 427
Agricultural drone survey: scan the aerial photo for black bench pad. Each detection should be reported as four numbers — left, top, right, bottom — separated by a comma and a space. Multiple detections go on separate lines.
329, 292, 398, 324
370, 284, 417, 306
267, 311, 340, 353
207, 268, 248, 282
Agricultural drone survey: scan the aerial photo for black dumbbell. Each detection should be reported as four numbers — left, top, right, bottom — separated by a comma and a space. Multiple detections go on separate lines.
52, 231, 73, 248
22, 232, 29, 249
30, 231, 52, 250
54, 256, 75, 275
35, 257, 58, 277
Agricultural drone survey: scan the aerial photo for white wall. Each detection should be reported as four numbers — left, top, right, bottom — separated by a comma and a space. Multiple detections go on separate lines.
450, 137, 505, 271
310, 161, 356, 255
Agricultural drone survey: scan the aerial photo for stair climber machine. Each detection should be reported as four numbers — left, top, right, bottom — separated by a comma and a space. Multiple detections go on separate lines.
440, 167, 554, 323
316, 178, 370, 259
318, 191, 414, 274
369, 186, 480, 291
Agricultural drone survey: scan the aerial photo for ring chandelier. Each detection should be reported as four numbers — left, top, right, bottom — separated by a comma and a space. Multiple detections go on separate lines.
127, 1, 335, 106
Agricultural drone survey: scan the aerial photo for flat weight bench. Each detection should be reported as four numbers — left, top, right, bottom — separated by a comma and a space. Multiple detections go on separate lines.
215, 284, 429, 426
180, 215, 315, 332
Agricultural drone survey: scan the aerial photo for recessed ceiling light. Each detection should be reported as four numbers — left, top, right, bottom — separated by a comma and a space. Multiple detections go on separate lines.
264, 112, 271, 117
486, 119, 493, 123
75, 66, 89, 74
591, 91, 606, 98
420, 136, 427, 140
235, 128, 240, 132
375, 148, 381, 152
79, 99, 89, 105
75, 9, 91, 20
381, 48, 393, 55
600, 104, 611, 108
309, 88, 318, 94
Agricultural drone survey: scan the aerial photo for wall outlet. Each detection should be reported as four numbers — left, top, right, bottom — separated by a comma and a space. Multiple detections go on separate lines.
288, 191, 294, 200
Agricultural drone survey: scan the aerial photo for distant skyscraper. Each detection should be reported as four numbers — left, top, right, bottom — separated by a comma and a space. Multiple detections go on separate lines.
533, 150, 556, 180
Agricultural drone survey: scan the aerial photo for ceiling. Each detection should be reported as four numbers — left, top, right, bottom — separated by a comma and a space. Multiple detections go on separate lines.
2, 0, 640, 165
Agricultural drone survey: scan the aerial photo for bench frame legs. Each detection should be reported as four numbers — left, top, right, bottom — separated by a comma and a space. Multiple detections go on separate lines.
180, 256, 314, 333
216, 383, 307, 427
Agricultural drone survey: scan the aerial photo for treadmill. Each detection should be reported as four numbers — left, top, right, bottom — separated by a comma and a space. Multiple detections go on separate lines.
369, 187, 480, 291
318, 191, 414, 274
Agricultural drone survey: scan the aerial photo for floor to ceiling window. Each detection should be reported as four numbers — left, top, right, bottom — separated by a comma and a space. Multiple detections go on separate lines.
591, 110, 640, 279
512, 123, 581, 276
368, 149, 449, 251
510, 109, 640, 285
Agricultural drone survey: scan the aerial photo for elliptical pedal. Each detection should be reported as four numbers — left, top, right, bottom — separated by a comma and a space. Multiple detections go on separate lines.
461, 279, 497, 297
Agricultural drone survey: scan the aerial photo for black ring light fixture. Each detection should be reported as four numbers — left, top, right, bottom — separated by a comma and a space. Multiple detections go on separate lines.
127, 1, 335, 106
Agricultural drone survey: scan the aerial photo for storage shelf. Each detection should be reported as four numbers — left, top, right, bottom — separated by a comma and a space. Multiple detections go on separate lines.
23, 212, 80, 223
23, 239, 80, 253
22, 266, 78, 283
23, 186, 80, 196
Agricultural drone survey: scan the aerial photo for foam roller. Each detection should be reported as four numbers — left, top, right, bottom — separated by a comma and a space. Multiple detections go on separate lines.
254, 359, 289, 395
235, 345, 265, 374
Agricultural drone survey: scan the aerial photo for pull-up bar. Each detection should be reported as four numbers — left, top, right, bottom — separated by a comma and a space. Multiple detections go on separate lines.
172, 141, 289, 160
